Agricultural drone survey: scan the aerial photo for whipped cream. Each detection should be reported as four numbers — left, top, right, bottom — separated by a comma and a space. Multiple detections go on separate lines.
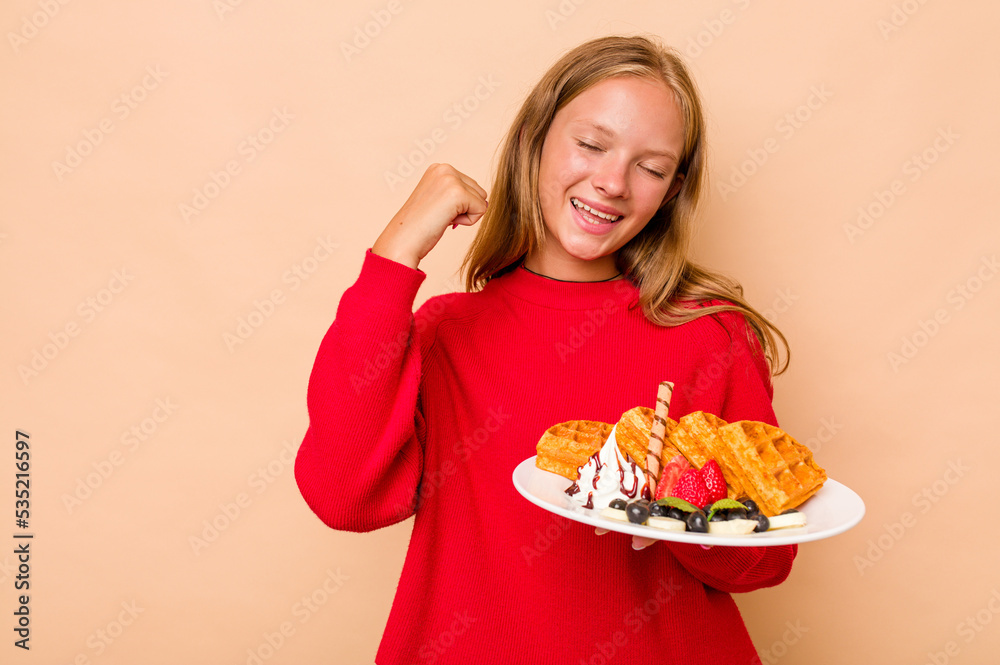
565, 426, 651, 509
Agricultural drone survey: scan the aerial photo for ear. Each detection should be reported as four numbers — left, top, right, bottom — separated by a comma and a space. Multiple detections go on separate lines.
660, 173, 685, 208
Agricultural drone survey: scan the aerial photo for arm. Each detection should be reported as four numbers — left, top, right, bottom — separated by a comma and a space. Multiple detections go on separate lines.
294, 250, 427, 532
296, 165, 488, 532
666, 309, 798, 591
667, 541, 797, 593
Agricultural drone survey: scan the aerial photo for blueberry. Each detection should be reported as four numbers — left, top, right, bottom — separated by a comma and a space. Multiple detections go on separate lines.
626, 501, 650, 525
726, 507, 748, 521
741, 499, 759, 513
666, 507, 687, 521
609, 498, 627, 510
686, 510, 708, 533
709, 510, 728, 522
754, 513, 770, 533
649, 502, 668, 517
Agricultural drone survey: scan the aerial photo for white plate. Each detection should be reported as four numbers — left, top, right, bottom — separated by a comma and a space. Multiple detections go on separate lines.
512, 456, 865, 547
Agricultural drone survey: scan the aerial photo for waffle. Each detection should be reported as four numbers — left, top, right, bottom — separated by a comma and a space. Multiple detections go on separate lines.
615, 407, 653, 470
614, 406, 680, 472
717, 420, 827, 516
535, 420, 614, 480
668, 412, 745, 499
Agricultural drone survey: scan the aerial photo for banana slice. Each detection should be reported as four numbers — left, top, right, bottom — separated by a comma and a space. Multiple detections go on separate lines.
647, 516, 686, 532
599, 507, 629, 522
767, 511, 808, 530
708, 519, 758, 535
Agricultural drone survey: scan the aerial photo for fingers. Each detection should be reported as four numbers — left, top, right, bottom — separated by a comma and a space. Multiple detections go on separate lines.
455, 169, 488, 201
374, 163, 488, 265
425, 164, 487, 228
596, 528, 657, 551
425, 163, 488, 205
450, 206, 488, 229
455, 186, 489, 227
439, 163, 487, 201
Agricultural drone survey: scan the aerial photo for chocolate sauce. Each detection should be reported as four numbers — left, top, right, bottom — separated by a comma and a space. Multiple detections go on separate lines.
589, 450, 602, 483
620, 463, 638, 499
565, 482, 580, 496
584, 493, 594, 510
617, 460, 652, 500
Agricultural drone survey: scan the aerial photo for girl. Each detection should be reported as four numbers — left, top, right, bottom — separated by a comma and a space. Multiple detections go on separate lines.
296, 35, 796, 664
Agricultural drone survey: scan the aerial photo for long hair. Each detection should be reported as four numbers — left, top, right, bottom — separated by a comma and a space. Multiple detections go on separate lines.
461, 35, 789, 374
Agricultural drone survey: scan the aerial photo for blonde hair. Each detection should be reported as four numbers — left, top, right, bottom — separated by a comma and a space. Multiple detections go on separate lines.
461, 35, 789, 374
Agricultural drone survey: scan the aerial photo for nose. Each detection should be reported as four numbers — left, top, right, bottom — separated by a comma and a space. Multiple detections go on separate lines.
591, 156, 628, 199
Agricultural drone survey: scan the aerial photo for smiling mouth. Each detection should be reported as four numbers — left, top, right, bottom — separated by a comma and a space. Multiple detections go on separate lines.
571, 197, 623, 224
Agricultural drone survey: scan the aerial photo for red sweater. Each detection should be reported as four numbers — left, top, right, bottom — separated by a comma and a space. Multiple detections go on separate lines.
295, 250, 797, 665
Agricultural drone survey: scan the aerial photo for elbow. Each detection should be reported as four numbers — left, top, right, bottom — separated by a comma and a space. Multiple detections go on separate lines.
727, 543, 798, 593
294, 458, 414, 532
670, 542, 798, 594
306, 492, 414, 533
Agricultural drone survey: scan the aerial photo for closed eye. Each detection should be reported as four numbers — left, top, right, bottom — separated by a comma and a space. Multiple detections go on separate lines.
577, 137, 669, 179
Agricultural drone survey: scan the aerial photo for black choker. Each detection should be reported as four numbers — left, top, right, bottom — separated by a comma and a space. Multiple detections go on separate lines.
520, 264, 622, 283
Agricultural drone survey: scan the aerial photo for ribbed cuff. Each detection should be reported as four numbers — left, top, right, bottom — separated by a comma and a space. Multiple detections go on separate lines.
354, 248, 427, 311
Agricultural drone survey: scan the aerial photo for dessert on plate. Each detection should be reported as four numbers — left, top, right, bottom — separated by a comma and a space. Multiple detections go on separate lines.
534, 380, 826, 536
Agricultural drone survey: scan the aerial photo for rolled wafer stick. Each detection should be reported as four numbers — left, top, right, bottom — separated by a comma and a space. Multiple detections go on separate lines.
644, 381, 674, 489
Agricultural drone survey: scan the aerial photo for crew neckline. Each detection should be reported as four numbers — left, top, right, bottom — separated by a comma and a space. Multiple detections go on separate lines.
491, 263, 638, 310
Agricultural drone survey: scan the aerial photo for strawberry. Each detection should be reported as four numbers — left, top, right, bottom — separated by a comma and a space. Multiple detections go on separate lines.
670, 468, 709, 508
655, 454, 691, 500
700, 459, 728, 504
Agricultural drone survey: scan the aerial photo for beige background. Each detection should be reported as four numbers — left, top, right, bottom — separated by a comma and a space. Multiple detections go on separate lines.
3, 1, 998, 663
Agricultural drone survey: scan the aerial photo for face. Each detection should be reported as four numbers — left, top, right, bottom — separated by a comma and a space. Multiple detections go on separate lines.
534, 76, 685, 276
